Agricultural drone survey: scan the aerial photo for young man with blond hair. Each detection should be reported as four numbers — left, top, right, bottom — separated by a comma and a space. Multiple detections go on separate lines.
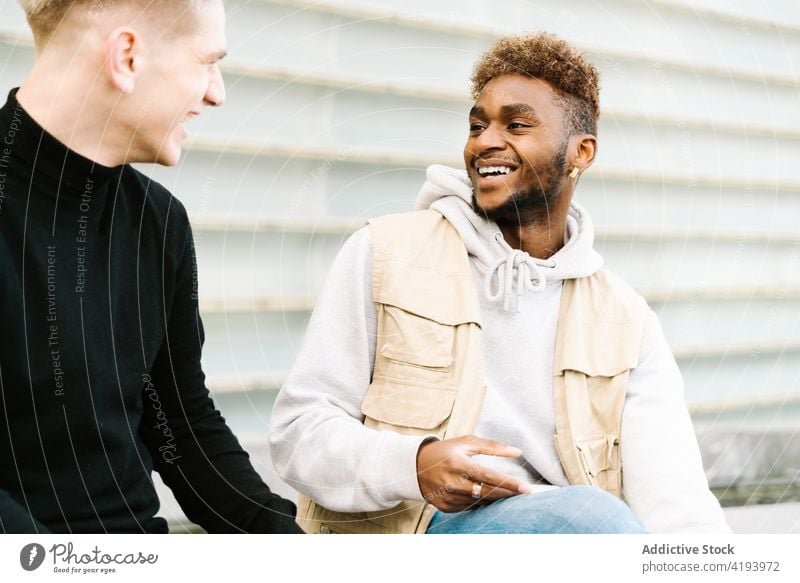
0, 0, 301, 533
269, 33, 731, 534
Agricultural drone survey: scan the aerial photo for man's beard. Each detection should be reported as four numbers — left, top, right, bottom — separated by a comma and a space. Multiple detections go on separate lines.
471, 145, 568, 227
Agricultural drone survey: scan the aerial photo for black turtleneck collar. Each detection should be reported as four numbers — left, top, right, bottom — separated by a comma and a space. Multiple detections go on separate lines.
0, 88, 122, 198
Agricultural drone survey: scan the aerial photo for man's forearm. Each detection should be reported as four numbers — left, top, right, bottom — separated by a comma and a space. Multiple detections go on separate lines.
142, 222, 301, 533
144, 407, 302, 533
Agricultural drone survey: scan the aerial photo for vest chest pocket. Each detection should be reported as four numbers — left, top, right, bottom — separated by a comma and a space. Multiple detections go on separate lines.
364, 304, 460, 435
376, 304, 455, 378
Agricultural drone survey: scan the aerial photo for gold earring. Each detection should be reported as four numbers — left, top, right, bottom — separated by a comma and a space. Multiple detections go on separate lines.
569, 167, 580, 179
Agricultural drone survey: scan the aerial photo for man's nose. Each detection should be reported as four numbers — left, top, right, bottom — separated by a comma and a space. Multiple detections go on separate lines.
473, 123, 506, 152
205, 65, 226, 107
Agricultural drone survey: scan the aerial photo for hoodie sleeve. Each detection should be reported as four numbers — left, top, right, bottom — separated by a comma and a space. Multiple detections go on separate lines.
621, 308, 732, 533
268, 227, 429, 512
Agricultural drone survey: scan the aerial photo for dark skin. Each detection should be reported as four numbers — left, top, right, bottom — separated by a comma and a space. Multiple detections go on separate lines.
467, 74, 597, 258
417, 74, 598, 512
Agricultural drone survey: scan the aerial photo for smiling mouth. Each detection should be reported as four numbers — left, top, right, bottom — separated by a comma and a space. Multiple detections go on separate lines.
477, 165, 512, 177
474, 160, 519, 180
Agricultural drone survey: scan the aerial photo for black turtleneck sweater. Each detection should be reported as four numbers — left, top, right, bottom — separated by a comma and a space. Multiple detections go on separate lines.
0, 89, 300, 533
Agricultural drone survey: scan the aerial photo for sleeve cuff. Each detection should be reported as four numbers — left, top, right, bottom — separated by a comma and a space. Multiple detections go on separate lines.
369, 432, 438, 507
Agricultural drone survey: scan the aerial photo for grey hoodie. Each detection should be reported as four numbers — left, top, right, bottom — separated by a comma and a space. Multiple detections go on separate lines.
269, 165, 731, 533
419, 164, 603, 308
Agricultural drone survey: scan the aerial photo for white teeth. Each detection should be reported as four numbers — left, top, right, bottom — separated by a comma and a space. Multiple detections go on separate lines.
477, 165, 512, 176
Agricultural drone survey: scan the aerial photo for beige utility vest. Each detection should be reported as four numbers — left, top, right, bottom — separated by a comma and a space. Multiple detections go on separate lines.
296, 209, 646, 534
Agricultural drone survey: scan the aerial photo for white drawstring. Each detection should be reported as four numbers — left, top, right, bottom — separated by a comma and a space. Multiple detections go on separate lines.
483, 234, 555, 312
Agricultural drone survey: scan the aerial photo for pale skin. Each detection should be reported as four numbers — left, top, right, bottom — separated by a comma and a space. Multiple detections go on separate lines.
417, 74, 598, 512
16, 0, 228, 168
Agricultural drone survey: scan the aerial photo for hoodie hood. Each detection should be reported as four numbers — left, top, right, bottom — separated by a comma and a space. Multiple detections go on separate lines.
415, 164, 603, 312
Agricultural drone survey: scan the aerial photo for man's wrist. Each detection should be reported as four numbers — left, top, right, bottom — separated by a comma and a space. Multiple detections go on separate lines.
415, 435, 440, 501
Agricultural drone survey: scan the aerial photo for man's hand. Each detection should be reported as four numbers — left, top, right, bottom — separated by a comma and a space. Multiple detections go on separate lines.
416, 435, 532, 512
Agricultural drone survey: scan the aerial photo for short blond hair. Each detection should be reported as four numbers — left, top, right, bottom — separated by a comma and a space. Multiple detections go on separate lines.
19, 0, 204, 42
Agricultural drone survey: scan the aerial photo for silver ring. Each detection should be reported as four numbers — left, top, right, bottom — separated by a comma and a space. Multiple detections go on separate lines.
471, 482, 483, 500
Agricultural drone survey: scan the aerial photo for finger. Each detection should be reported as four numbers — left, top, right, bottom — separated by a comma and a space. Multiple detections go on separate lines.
460, 462, 533, 495
456, 480, 520, 501
445, 485, 519, 511
479, 484, 520, 501
462, 436, 522, 458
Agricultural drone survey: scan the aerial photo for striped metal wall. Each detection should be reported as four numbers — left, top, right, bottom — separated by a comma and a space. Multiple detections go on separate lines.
2, 0, 798, 518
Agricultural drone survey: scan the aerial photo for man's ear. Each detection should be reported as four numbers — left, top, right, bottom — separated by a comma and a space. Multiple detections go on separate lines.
104, 27, 143, 95
569, 134, 598, 173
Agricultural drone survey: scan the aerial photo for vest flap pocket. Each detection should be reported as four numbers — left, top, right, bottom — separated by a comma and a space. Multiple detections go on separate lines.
555, 318, 642, 377
380, 305, 453, 368
361, 381, 457, 429
377, 260, 482, 327
576, 435, 619, 477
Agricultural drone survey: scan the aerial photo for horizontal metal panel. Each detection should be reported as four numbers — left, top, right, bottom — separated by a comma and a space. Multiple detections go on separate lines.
599, 58, 800, 132
201, 311, 308, 378
227, 1, 482, 89
692, 398, 800, 425
260, 0, 800, 82
201, 296, 316, 313
598, 237, 800, 291
193, 229, 349, 298
141, 149, 427, 220
681, 0, 800, 29
195, 74, 345, 146
311, 0, 800, 39
3, 0, 798, 85
207, 371, 286, 394
578, 179, 800, 237
653, 297, 800, 349
594, 120, 794, 185
681, 351, 800, 405
199, 73, 468, 153
140, 150, 427, 223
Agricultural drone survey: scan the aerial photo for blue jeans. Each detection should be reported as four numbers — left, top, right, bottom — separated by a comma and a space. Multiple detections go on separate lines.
426, 485, 648, 534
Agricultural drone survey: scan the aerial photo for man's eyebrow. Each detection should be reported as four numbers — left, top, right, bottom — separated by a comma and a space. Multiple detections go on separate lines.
468, 105, 487, 118
500, 103, 539, 118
